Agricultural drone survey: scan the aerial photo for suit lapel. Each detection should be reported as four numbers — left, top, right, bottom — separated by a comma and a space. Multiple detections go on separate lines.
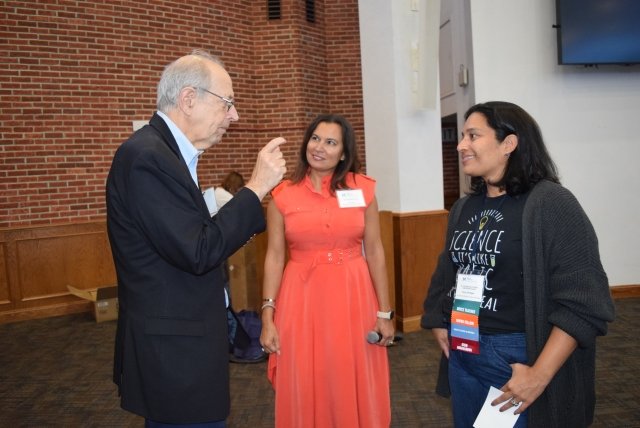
148, 112, 211, 217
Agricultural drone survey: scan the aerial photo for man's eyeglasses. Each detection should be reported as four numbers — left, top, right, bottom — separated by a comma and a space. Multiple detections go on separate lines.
196, 87, 235, 112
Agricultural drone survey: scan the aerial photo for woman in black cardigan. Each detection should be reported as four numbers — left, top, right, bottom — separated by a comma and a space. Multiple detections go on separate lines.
421, 101, 614, 427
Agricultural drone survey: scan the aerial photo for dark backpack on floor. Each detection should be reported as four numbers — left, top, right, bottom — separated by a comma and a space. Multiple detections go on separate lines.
227, 308, 267, 363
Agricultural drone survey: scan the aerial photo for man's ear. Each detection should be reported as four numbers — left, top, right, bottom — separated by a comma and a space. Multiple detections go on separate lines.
178, 86, 197, 114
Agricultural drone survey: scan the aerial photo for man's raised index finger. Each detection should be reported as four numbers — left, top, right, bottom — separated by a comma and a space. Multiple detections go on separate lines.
264, 137, 286, 152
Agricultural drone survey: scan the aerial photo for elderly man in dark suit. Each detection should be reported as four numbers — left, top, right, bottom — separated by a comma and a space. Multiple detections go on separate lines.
106, 50, 286, 427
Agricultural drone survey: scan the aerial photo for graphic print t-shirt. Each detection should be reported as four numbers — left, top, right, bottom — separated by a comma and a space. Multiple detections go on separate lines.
445, 193, 528, 333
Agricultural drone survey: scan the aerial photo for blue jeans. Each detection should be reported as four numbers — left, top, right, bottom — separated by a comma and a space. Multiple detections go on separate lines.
449, 332, 528, 428
145, 420, 226, 428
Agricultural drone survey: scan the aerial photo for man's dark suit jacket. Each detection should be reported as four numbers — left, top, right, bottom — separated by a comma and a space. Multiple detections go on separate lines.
106, 113, 265, 424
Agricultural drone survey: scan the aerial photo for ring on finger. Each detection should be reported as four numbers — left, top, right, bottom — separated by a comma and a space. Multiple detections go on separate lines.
509, 397, 520, 406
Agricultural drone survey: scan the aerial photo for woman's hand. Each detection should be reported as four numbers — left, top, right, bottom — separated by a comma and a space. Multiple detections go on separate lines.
492, 363, 549, 414
492, 326, 578, 414
375, 318, 395, 346
431, 328, 450, 358
259, 316, 281, 355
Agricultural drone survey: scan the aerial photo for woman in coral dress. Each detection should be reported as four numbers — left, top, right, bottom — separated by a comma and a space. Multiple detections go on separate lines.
260, 114, 394, 428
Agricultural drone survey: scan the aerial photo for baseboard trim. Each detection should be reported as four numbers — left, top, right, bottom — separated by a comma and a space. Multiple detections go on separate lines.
399, 315, 422, 333
0, 300, 92, 324
611, 284, 640, 299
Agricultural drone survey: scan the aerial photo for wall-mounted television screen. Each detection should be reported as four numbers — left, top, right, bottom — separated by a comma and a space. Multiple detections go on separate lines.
556, 0, 640, 65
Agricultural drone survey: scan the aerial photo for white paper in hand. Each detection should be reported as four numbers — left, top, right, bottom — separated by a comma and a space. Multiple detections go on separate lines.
473, 386, 521, 428
202, 187, 218, 216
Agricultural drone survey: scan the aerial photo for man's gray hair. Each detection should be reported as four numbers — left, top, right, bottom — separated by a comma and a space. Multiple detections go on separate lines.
156, 49, 225, 113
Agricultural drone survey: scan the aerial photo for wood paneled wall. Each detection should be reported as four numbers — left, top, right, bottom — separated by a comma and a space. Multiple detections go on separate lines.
392, 210, 449, 332
0, 222, 116, 323
0, 211, 449, 329
2, 217, 634, 327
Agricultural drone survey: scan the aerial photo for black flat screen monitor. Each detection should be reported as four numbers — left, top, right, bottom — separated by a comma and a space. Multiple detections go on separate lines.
556, 0, 640, 65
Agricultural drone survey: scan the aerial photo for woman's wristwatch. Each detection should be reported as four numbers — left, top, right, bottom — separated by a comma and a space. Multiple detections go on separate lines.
377, 310, 395, 320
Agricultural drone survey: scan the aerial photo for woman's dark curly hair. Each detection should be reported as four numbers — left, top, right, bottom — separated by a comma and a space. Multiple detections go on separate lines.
464, 101, 560, 196
290, 114, 361, 193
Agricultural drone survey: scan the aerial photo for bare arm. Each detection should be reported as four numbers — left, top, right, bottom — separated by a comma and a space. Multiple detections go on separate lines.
259, 199, 286, 355
363, 197, 395, 345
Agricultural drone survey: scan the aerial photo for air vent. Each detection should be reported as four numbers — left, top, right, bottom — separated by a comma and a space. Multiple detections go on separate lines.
305, 0, 315, 23
268, 0, 281, 20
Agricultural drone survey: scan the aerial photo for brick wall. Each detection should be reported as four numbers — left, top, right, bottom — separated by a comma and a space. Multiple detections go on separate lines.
0, 0, 366, 228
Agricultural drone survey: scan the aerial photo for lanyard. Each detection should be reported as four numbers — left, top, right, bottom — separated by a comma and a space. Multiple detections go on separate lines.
449, 193, 507, 355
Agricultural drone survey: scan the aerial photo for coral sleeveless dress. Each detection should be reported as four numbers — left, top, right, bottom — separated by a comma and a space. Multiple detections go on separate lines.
268, 172, 391, 428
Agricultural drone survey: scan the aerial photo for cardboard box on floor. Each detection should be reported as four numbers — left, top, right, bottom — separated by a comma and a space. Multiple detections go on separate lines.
67, 284, 118, 322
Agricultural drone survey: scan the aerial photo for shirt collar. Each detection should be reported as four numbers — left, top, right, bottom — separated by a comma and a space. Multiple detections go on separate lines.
157, 111, 203, 185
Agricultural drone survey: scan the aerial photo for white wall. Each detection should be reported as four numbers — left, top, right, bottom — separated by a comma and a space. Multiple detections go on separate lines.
469, 0, 640, 286
359, 0, 444, 212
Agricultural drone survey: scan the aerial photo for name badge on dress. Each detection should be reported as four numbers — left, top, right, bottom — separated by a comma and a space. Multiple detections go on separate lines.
336, 189, 365, 208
